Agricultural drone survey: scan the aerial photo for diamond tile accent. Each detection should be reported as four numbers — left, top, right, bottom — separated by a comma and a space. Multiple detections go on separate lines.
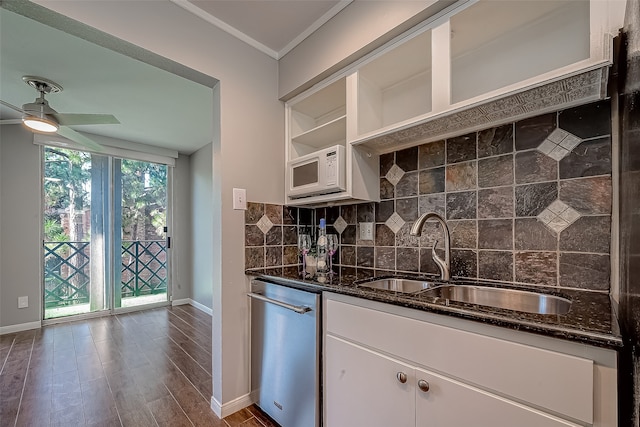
536, 199, 581, 234
256, 214, 274, 234
385, 164, 405, 186
385, 212, 406, 234
333, 216, 348, 234
537, 128, 582, 161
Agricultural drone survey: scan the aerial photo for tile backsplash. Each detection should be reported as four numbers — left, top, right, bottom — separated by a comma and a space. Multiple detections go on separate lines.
246, 100, 612, 292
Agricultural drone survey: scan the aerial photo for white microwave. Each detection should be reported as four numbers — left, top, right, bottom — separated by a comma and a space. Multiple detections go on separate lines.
287, 145, 346, 199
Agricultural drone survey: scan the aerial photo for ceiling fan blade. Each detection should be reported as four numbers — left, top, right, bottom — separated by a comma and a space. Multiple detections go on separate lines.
0, 119, 23, 125
54, 113, 120, 126
56, 126, 103, 151
0, 99, 25, 113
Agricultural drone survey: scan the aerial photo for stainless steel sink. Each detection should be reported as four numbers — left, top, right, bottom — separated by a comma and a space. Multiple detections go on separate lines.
357, 278, 438, 294
420, 285, 571, 315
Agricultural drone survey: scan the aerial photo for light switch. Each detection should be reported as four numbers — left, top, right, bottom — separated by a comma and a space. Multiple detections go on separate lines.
18, 296, 28, 309
233, 188, 247, 210
360, 222, 374, 241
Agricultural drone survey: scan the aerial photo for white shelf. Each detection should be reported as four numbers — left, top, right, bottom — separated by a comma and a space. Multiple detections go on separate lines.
291, 115, 346, 148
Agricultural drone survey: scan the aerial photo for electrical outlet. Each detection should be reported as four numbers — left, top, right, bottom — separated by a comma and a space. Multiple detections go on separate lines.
18, 296, 28, 309
233, 188, 247, 210
360, 222, 374, 241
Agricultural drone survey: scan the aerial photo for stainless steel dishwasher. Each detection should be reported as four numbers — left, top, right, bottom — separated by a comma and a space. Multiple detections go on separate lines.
249, 279, 320, 427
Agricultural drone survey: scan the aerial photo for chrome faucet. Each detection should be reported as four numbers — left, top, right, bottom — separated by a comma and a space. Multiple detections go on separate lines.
410, 212, 451, 280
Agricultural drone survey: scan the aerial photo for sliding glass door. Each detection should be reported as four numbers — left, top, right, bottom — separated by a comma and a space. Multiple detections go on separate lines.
43, 147, 169, 320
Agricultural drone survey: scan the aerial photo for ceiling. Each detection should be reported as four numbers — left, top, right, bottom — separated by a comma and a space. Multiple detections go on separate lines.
0, 1, 352, 155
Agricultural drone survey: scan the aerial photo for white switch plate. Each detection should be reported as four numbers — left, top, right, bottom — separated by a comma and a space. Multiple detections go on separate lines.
18, 296, 28, 309
360, 222, 374, 241
233, 188, 247, 210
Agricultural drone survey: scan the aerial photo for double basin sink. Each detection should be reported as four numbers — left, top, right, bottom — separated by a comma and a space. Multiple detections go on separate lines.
357, 278, 571, 315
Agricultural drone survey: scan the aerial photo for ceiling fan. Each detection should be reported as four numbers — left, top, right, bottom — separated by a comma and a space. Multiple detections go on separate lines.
0, 76, 120, 151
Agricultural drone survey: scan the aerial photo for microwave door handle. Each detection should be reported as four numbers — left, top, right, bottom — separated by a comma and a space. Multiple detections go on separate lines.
247, 292, 312, 314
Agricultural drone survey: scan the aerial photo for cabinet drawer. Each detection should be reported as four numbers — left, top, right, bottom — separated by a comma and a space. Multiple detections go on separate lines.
326, 299, 593, 425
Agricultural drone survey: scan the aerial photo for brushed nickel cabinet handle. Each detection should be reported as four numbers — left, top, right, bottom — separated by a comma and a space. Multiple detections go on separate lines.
418, 379, 430, 392
396, 372, 407, 384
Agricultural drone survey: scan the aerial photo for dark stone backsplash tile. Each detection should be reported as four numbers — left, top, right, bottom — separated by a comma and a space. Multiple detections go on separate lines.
341, 246, 356, 266
357, 203, 375, 223
419, 167, 445, 194
357, 268, 375, 281
515, 112, 556, 151
418, 193, 446, 217
558, 99, 611, 140
515, 151, 557, 184
446, 162, 477, 192
396, 171, 419, 197
449, 220, 476, 249
478, 124, 513, 158
299, 208, 313, 226
375, 247, 395, 270
396, 223, 420, 247
559, 253, 609, 291
419, 248, 440, 275
478, 219, 513, 250
341, 205, 357, 224
283, 206, 297, 225
478, 251, 513, 282
397, 248, 419, 272
356, 247, 374, 268
265, 204, 282, 224
245, 202, 264, 224
559, 176, 612, 215
380, 152, 394, 177
477, 154, 513, 188
515, 182, 558, 217
283, 246, 298, 265
342, 225, 356, 245
396, 146, 419, 172
396, 197, 418, 221
451, 249, 477, 278
515, 251, 557, 287
245, 247, 264, 269
376, 224, 395, 246
418, 140, 445, 169
245, 225, 264, 246
559, 137, 611, 179
265, 246, 282, 267
447, 133, 477, 163
265, 226, 282, 246
560, 216, 610, 254
514, 218, 557, 251
380, 178, 395, 199
283, 226, 298, 245
417, 222, 444, 248
478, 187, 513, 219
376, 200, 394, 223
446, 191, 477, 220
326, 206, 340, 223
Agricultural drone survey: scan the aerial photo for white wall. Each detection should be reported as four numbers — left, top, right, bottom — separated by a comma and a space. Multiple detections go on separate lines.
190, 143, 213, 309
0, 125, 42, 329
278, 0, 451, 100
172, 154, 192, 302
30, 0, 285, 414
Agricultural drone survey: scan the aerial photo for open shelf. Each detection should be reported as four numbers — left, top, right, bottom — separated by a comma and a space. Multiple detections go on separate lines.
291, 115, 346, 148
357, 29, 432, 136
450, 0, 590, 104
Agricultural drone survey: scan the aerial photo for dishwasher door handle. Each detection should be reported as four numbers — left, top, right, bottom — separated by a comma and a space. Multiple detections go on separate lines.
247, 292, 312, 314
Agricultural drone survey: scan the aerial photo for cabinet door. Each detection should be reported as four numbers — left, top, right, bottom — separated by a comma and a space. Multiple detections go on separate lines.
325, 335, 415, 427
414, 367, 581, 427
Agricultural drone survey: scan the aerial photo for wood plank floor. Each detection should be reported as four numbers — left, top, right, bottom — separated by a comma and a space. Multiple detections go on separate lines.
0, 305, 279, 427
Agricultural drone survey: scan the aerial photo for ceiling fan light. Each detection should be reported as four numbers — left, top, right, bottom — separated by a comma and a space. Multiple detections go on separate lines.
22, 115, 58, 133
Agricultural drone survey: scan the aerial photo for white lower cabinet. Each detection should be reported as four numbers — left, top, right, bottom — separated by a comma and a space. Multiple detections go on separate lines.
323, 293, 618, 427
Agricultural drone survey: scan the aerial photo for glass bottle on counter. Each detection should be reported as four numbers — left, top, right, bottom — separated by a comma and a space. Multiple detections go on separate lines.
316, 218, 328, 282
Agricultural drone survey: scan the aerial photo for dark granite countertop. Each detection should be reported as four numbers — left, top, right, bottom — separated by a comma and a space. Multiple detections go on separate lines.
246, 269, 622, 350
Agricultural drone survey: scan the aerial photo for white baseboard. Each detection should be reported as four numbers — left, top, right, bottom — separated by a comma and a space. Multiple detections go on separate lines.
211, 393, 255, 418
0, 320, 41, 335
188, 299, 213, 316
172, 298, 212, 316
